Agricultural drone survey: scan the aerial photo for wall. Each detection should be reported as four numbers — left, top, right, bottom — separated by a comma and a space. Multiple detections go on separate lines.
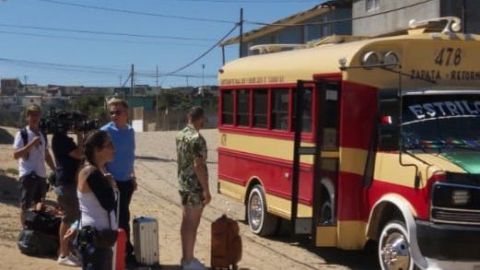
243, 7, 352, 56
352, 0, 441, 36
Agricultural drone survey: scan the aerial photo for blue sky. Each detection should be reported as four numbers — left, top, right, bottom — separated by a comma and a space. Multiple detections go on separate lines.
0, 0, 322, 87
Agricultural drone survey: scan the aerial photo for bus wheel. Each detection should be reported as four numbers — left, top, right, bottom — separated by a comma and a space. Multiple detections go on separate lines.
378, 220, 414, 270
247, 185, 278, 236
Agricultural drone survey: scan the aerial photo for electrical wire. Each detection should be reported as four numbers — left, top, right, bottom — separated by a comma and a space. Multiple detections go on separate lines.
0, 30, 212, 47
165, 24, 238, 76
177, 0, 317, 2
0, 57, 217, 79
0, 23, 216, 42
36, 0, 235, 24
246, 0, 435, 27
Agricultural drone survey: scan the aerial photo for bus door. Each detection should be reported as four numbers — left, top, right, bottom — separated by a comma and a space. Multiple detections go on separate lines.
292, 79, 340, 247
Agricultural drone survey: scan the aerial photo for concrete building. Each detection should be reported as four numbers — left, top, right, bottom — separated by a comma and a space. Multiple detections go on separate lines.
0, 78, 22, 96
221, 0, 352, 57
352, 0, 480, 36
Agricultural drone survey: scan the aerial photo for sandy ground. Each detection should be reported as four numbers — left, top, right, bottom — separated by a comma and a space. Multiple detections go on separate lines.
0, 126, 376, 270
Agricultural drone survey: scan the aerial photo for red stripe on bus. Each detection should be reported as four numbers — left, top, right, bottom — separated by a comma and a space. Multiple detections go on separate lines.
219, 148, 313, 205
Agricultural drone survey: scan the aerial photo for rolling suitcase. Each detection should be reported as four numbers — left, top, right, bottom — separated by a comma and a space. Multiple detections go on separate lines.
133, 216, 159, 266
211, 214, 242, 270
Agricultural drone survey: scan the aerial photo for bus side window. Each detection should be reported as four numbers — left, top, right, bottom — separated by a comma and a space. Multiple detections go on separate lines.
236, 89, 250, 126
253, 89, 268, 128
292, 88, 313, 132
222, 90, 234, 125
323, 83, 339, 150
272, 88, 289, 130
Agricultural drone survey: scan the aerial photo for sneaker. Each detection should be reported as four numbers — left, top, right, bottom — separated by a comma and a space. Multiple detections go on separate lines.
181, 258, 206, 270
68, 254, 82, 266
57, 255, 81, 267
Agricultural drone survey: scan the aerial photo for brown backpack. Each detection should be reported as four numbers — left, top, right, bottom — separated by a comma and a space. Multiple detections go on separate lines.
211, 214, 242, 270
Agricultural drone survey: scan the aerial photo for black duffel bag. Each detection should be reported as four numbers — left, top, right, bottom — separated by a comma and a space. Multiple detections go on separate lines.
24, 210, 61, 235
18, 229, 59, 257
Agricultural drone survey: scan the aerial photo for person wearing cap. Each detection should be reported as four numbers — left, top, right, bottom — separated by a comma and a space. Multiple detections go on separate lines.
13, 104, 56, 226
176, 106, 211, 270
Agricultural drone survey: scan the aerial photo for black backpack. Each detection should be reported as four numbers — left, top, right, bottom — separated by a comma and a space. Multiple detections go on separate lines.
20, 127, 47, 160
18, 229, 59, 257
24, 210, 61, 236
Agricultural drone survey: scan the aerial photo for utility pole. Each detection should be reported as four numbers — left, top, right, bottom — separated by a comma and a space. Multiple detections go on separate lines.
24, 75, 27, 92
222, 45, 226, 65
119, 75, 122, 87
462, 0, 467, 33
156, 65, 159, 87
130, 64, 135, 96
239, 8, 244, 58
202, 64, 205, 87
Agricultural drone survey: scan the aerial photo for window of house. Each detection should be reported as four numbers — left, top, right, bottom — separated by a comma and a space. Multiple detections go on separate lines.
366, 0, 379, 12
321, 15, 331, 37
236, 89, 250, 126
222, 90, 234, 125
253, 89, 268, 128
271, 89, 289, 130
292, 88, 313, 132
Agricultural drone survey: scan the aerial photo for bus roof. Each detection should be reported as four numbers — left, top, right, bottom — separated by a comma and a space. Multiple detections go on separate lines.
219, 33, 480, 90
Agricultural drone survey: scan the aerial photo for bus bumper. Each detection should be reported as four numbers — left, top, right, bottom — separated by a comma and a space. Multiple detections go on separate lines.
416, 220, 480, 270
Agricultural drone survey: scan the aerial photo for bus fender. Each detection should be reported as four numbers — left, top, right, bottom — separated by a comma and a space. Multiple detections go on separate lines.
367, 194, 428, 269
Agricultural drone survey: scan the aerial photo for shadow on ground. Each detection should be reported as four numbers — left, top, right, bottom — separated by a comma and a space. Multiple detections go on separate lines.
0, 173, 20, 207
0, 127, 14, 145
136, 155, 216, 164
238, 219, 378, 270
157, 266, 249, 270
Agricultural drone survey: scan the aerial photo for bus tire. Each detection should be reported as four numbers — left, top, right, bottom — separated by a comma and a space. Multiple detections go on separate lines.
378, 220, 416, 270
247, 185, 278, 236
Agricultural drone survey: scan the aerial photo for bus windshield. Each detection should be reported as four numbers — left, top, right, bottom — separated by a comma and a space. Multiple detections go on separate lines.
401, 94, 480, 152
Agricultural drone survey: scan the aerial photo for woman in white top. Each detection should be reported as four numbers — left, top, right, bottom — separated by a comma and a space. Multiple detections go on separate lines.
77, 130, 117, 270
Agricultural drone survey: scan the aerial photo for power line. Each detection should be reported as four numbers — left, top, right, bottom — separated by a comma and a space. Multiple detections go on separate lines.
246, 0, 435, 27
36, 0, 236, 24
0, 22, 216, 42
166, 24, 239, 76
177, 0, 317, 2
137, 71, 216, 79
0, 57, 218, 79
0, 30, 212, 47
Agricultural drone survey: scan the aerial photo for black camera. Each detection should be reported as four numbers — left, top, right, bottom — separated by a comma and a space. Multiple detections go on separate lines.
40, 108, 99, 134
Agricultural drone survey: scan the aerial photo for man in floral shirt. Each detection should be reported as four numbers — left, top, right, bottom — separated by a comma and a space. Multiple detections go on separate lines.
176, 106, 210, 270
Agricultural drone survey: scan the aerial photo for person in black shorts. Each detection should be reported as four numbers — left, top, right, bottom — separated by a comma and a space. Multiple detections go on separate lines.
13, 104, 56, 226
52, 129, 84, 267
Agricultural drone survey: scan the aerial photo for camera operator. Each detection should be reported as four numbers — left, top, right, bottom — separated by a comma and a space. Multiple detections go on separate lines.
52, 128, 84, 267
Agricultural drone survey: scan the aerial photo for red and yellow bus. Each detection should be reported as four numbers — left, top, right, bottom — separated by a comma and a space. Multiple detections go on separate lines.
217, 22, 480, 270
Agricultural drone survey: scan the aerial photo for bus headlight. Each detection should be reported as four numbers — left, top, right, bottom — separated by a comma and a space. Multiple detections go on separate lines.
452, 189, 471, 206
361, 51, 380, 68
383, 51, 399, 67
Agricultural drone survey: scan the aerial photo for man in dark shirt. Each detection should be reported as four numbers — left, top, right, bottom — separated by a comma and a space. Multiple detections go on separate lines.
51, 130, 83, 267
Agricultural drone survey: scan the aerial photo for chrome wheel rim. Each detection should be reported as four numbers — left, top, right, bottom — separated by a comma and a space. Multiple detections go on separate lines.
249, 191, 263, 231
380, 229, 411, 270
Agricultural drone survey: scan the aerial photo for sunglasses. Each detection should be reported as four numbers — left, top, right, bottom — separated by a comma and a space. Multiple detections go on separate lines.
109, 110, 124, 116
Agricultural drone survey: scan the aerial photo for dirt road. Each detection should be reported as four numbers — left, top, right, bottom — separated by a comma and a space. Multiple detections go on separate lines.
0, 126, 376, 269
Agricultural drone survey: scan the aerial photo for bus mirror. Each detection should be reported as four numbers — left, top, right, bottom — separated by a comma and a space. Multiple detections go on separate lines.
380, 115, 393, 125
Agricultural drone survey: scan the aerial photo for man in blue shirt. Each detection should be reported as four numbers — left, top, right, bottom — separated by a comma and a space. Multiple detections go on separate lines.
101, 98, 137, 266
